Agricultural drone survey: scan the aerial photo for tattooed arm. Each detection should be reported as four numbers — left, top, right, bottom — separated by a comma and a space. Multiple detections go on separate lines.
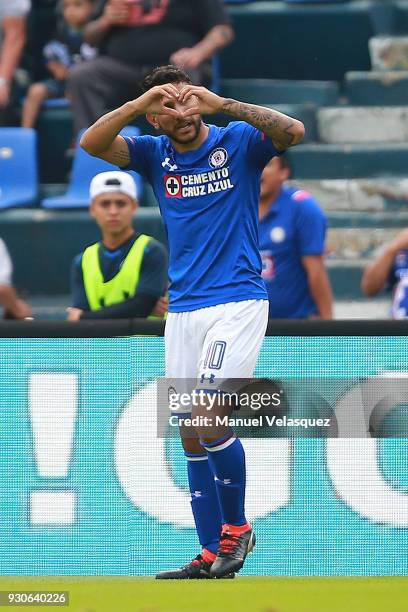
222, 99, 304, 151
80, 83, 183, 165
178, 86, 305, 151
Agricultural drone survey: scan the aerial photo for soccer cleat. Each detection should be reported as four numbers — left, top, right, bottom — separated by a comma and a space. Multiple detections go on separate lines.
210, 524, 256, 578
155, 554, 235, 580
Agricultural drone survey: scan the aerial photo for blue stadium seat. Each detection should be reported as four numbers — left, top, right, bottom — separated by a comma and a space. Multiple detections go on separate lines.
43, 98, 70, 109
41, 126, 143, 209
0, 128, 38, 209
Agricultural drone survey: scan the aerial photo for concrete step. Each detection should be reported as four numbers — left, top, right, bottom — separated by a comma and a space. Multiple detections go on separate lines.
317, 106, 408, 144
344, 70, 408, 105
220, 78, 339, 106
326, 258, 367, 299
287, 143, 408, 179
288, 178, 408, 212
369, 36, 408, 71
326, 227, 398, 259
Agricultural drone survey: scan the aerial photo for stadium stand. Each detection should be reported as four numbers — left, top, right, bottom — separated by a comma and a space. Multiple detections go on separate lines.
41, 127, 143, 209
0, 128, 38, 209
2, 0, 408, 318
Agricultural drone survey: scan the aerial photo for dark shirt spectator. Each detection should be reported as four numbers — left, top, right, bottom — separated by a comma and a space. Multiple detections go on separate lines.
68, 0, 233, 134
361, 229, 408, 319
259, 156, 333, 319
22, 0, 95, 128
0, 0, 30, 126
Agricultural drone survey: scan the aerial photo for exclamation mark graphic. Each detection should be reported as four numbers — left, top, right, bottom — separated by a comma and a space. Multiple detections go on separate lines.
29, 373, 77, 525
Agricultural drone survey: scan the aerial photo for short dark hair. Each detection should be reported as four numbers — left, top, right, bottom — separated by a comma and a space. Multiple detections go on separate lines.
142, 65, 192, 92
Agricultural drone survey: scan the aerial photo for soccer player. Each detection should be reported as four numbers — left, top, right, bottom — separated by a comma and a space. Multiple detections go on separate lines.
259, 155, 333, 319
361, 228, 408, 318
80, 65, 304, 578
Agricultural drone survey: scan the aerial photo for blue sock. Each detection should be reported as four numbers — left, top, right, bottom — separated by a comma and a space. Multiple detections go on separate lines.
186, 452, 222, 555
203, 437, 247, 526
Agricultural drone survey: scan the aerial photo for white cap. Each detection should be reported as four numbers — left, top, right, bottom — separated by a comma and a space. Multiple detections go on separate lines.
89, 171, 137, 201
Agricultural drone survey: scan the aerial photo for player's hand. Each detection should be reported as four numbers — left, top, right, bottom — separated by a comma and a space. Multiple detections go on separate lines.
390, 228, 408, 253
132, 85, 184, 117
66, 307, 83, 321
170, 47, 203, 70
177, 85, 225, 116
4, 299, 33, 320
152, 296, 168, 318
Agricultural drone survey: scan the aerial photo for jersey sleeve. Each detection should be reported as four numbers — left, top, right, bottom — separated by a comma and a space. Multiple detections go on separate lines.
234, 122, 280, 170
136, 239, 168, 298
70, 254, 90, 310
294, 195, 327, 256
122, 135, 156, 182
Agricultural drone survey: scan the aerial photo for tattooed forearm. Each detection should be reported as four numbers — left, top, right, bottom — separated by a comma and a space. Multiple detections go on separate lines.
112, 149, 130, 167
222, 99, 304, 150
90, 110, 124, 131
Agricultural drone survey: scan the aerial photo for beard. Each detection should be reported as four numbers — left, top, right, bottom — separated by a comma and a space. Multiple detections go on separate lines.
166, 117, 202, 144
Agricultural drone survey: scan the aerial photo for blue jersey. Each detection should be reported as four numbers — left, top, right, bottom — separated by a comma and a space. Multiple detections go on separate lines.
124, 122, 278, 312
389, 249, 408, 319
259, 186, 327, 319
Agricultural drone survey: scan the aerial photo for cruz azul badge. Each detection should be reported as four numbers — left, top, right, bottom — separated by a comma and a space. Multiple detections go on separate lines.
209, 148, 228, 169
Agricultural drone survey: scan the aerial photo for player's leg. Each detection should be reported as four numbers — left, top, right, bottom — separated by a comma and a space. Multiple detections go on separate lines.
156, 311, 225, 579
194, 299, 269, 577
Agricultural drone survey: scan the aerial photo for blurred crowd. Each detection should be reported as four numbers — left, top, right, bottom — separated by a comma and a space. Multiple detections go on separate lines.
0, 0, 233, 133
1, 1, 407, 322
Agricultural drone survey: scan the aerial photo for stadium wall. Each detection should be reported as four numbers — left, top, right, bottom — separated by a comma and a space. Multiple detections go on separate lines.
0, 322, 407, 576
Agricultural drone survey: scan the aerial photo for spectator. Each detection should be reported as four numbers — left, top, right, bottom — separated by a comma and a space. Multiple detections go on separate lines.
259, 156, 333, 319
0, 0, 30, 126
67, 170, 168, 320
68, 0, 234, 134
0, 238, 32, 319
361, 229, 408, 319
21, 0, 95, 129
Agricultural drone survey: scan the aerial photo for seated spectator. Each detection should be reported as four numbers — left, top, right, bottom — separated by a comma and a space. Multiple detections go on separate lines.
0, 0, 30, 126
67, 171, 168, 320
21, 0, 95, 128
259, 156, 333, 319
68, 0, 234, 134
361, 229, 408, 319
0, 238, 32, 319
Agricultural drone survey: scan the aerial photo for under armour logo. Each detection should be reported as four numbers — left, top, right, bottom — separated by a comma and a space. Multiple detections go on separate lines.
162, 157, 178, 172
215, 477, 231, 485
200, 374, 215, 384
192, 491, 202, 498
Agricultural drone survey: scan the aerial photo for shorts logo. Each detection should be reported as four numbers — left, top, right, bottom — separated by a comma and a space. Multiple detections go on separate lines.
164, 175, 181, 197
270, 227, 286, 243
209, 148, 228, 169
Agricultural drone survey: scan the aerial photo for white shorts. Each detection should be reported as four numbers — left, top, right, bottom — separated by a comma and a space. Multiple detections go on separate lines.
165, 299, 269, 411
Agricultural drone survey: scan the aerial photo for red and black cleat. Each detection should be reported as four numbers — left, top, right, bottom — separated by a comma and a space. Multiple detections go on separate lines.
210, 524, 256, 578
156, 554, 235, 580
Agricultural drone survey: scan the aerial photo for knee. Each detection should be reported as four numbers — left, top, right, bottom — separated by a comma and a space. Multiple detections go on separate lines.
181, 437, 205, 454
26, 83, 48, 101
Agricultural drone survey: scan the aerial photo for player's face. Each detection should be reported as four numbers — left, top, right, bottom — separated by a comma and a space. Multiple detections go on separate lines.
91, 193, 137, 236
260, 158, 289, 201
154, 82, 202, 145
63, 0, 93, 29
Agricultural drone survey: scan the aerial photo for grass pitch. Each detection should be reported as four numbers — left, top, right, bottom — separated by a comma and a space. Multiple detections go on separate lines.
0, 576, 407, 612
